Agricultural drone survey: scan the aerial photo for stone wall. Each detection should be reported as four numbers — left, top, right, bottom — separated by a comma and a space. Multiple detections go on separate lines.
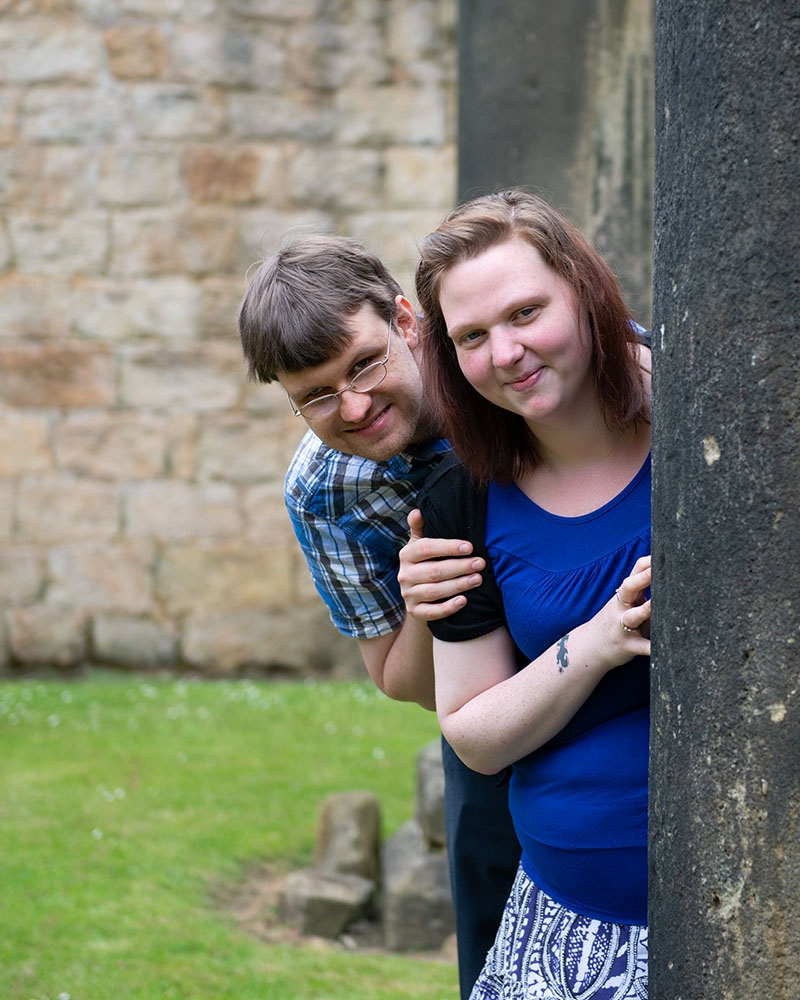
0, 0, 457, 676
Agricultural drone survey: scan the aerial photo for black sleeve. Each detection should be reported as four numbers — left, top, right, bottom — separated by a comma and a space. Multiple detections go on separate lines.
419, 454, 507, 643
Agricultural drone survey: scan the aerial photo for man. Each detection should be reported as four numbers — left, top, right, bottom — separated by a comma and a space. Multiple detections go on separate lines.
237, 234, 521, 998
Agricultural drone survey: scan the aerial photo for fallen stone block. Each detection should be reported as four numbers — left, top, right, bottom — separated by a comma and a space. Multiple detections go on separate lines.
315, 789, 381, 882
279, 868, 376, 939
416, 739, 446, 847
382, 818, 455, 951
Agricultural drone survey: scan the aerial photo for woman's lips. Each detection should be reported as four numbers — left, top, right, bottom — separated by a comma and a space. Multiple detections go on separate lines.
507, 367, 544, 392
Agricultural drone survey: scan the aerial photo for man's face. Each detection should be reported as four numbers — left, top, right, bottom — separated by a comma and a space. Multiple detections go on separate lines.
278, 300, 432, 462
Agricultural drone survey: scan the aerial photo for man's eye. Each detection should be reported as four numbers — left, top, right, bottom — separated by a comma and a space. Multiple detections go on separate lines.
352, 357, 376, 375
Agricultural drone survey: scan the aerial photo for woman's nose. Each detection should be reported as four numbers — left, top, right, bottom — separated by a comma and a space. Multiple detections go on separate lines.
490, 326, 524, 368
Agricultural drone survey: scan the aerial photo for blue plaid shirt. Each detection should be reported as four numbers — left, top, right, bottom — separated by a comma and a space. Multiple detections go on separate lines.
285, 429, 451, 638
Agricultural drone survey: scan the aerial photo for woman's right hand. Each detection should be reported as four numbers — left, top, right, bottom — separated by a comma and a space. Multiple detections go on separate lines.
398, 509, 485, 621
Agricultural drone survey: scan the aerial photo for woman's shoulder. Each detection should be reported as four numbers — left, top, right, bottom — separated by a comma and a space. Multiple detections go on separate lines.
421, 453, 489, 544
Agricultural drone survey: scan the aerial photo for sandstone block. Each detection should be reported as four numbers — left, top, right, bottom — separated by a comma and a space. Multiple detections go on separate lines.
111, 208, 239, 277
197, 277, 247, 341
181, 602, 362, 676
164, 414, 198, 479
16, 476, 120, 543
129, 85, 225, 140
0, 483, 12, 539
242, 481, 294, 541
2, 146, 97, 213
119, 343, 242, 411
0, 546, 44, 606
286, 19, 383, 90
0, 275, 71, 340
10, 212, 110, 276
8, 604, 88, 667
347, 210, 445, 298
197, 415, 285, 483
315, 790, 382, 882
228, 0, 322, 19
228, 92, 333, 142
157, 541, 290, 611
0, 25, 104, 84
0, 87, 21, 145
287, 147, 383, 211
384, 146, 456, 208
104, 25, 168, 79
334, 85, 446, 146
416, 739, 446, 847
47, 541, 155, 612
0, 616, 9, 673
116, 0, 216, 16
280, 869, 375, 939
181, 144, 284, 204
97, 146, 182, 206
69, 277, 200, 341
172, 25, 285, 88
0, 342, 114, 408
21, 87, 117, 143
236, 208, 334, 268
0, 409, 52, 476
57, 412, 168, 479
92, 613, 178, 668
381, 818, 454, 951
125, 481, 241, 540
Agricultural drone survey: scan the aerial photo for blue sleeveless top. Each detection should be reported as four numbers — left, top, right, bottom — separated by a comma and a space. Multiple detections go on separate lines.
485, 455, 651, 924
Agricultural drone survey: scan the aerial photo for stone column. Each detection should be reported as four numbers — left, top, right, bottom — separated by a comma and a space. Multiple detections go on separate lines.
650, 2, 799, 996
457, 0, 654, 320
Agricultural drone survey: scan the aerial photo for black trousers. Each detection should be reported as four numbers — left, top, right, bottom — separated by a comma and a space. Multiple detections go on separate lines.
441, 736, 521, 1000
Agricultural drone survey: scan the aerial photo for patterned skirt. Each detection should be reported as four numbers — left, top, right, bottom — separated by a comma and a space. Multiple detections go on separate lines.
469, 865, 648, 1000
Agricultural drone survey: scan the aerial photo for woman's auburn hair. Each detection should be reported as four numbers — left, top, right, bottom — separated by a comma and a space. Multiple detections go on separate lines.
415, 189, 647, 486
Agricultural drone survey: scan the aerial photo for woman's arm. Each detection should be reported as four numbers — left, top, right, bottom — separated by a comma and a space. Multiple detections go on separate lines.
435, 556, 652, 775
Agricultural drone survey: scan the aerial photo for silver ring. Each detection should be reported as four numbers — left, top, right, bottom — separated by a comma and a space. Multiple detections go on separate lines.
616, 588, 633, 607
620, 614, 638, 634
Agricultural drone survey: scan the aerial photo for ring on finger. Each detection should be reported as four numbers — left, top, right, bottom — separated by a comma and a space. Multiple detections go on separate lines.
616, 588, 633, 607
620, 614, 638, 634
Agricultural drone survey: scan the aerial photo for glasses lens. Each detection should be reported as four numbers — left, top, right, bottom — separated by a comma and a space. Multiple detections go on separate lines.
350, 362, 387, 393
302, 394, 339, 417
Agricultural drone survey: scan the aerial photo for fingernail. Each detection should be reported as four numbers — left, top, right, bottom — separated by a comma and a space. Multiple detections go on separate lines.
471, 559, 482, 570
469, 575, 481, 585
459, 543, 470, 554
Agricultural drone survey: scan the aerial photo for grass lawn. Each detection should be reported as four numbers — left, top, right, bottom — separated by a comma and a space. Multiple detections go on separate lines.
0, 671, 457, 1000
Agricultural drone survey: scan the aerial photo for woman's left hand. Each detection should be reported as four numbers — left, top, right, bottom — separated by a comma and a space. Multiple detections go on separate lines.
612, 555, 651, 645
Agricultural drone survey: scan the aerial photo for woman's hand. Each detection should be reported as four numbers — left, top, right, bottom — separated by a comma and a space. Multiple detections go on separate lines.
398, 509, 485, 621
596, 555, 651, 667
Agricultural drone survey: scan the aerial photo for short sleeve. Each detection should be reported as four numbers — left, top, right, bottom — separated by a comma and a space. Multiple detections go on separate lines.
419, 456, 507, 643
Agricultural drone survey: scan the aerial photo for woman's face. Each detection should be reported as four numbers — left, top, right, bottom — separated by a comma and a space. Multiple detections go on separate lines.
437, 238, 595, 429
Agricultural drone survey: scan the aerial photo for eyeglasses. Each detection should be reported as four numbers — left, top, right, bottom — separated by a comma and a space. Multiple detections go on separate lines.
286, 318, 394, 418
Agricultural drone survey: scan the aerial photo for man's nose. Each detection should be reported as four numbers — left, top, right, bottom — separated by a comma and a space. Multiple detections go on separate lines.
338, 387, 373, 422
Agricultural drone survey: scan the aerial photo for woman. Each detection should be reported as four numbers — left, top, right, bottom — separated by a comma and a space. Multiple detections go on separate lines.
405, 189, 652, 999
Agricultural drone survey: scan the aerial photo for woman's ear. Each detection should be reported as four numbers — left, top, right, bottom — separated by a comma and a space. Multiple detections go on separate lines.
394, 294, 420, 349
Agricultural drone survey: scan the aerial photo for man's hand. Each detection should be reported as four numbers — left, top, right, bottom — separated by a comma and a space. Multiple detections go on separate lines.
398, 509, 484, 621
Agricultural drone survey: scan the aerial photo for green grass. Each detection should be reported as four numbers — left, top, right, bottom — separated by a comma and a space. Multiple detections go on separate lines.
0, 671, 456, 1000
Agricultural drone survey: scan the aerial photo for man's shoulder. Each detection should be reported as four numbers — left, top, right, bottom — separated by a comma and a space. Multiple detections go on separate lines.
285, 430, 386, 505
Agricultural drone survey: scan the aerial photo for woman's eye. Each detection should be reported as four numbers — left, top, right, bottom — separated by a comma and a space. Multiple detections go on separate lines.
460, 330, 484, 345
515, 306, 538, 321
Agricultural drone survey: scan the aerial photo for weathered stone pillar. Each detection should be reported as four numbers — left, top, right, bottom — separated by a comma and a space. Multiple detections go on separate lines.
457, 0, 654, 320
650, 2, 799, 996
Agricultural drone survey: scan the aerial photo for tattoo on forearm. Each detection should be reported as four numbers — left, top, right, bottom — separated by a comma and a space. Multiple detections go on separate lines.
556, 633, 570, 673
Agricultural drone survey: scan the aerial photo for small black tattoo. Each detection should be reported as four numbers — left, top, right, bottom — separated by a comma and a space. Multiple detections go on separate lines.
556, 633, 570, 673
